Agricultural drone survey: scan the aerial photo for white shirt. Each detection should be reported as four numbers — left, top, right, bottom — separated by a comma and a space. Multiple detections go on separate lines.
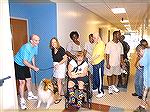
66, 41, 81, 55
105, 41, 123, 66
84, 41, 93, 60
69, 59, 88, 73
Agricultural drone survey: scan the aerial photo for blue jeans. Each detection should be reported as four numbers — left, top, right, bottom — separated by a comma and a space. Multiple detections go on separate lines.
134, 67, 144, 96
92, 60, 104, 94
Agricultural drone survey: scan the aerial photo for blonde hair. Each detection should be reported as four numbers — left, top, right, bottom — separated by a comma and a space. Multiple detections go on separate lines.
76, 51, 85, 57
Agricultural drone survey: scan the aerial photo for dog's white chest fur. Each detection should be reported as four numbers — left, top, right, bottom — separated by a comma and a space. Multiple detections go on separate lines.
38, 89, 53, 103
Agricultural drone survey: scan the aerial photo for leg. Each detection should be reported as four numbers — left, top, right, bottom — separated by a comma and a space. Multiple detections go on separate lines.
134, 88, 149, 112
37, 100, 41, 108
68, 80, 76, 105
92, 65, 99, 90
26, 78, 37, 100
46, 99, 54, 109
133, 68, 139, 96
112, 75, 117, 85
138, 68, 144, 97
96, 61, 105, 98
107, 76, 112, 86
26, 78, 32, 92
112, 75, 119, 93
57, 78, 63, 97
19, 80, 26, 99
77, 81, 84, 109
19, 80, 27, 110
107, 76, 113, 94
117, 75, 122, 87
99, 60, 104, 94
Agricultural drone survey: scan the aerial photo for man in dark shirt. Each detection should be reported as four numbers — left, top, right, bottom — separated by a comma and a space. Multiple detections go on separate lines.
118, 35, 130, 88
120, 35, 130, 60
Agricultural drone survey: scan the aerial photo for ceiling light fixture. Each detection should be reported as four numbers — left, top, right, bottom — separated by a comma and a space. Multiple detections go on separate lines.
120, 20, 129, 23
111, 8, 126, 14
124, 24, 130, 27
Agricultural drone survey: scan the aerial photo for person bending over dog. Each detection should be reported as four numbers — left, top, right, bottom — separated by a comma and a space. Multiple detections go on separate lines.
14, 34, 40, 110
67, 51, 88, 109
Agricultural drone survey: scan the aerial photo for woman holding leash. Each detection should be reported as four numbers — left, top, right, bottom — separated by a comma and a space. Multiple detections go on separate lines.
49, 37, 68, 102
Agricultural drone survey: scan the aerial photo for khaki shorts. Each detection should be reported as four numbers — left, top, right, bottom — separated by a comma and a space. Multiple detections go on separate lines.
104, 65, 121, 76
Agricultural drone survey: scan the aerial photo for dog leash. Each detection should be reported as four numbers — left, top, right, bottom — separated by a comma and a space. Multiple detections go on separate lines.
39, 66, 54, 71
34, 67, 54, 89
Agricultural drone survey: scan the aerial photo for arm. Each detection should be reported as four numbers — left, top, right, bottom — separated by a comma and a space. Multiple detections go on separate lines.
140, 49, 149, 66
126, 44, 130, 54
134, 56, 140, 67
120, 54, 124, 66
59, 54, 68, 65
55, 54, 68, 69
83, 49, 87, 57
66, 51, 76, 60
23, 59, 39, 72
105, 54, 110, 69
67, 63, 77, 78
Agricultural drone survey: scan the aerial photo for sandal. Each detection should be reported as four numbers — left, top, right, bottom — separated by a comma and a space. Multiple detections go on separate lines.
54, 98, 62, 104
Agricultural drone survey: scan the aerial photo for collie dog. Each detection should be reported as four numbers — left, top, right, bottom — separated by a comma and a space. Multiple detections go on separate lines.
37, 79, 55, 109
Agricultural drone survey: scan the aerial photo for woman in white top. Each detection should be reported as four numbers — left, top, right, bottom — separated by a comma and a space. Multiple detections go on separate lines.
66, 31, 82, 60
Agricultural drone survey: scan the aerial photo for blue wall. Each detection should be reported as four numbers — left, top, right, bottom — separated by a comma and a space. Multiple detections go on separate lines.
9, 2, 57, 84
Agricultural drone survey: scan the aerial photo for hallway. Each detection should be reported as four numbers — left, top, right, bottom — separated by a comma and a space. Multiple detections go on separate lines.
13, 53, 149, 112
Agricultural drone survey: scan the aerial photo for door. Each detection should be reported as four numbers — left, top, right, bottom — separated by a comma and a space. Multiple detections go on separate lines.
10, 17, 28, 93
10, 18, 28, 55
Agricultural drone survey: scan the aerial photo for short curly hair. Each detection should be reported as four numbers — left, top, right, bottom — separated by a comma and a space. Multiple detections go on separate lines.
70, 31, 79, 40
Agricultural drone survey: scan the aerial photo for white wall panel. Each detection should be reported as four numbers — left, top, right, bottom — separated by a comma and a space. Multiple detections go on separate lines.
0, 0, 18, 110
56, 3, 117, 49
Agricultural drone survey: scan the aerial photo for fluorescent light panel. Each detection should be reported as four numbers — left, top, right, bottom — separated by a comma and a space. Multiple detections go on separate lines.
111, 8, 126, 14
124, 24, 130, 27
120, 20, 129, 23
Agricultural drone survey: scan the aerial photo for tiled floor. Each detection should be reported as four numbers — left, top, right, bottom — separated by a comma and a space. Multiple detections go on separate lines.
11, 53, 150, 111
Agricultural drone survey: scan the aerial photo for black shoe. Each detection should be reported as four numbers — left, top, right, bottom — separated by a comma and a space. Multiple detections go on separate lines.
117, 83, 122, 88
138, 96, 142, 99
133, 106, 146, 112
132, 93, 138, 96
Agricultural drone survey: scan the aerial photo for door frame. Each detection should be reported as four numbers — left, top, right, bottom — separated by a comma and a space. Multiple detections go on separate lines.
10, 16, 29, 41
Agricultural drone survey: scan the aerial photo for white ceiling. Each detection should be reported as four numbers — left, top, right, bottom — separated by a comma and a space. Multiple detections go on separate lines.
75, 0, 150, 31
51, 0, 150, 32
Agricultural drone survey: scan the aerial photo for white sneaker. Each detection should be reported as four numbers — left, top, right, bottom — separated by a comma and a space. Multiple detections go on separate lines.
92, 89, 98, 92
20, 98, 27, 110
108, 86, 113, 94
112, 85, 119, 93
96, 92, 104, 98
27, 93, 38, 100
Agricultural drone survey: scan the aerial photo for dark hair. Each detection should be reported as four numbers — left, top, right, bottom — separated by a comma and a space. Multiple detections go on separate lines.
49, 37, 60, 49
140, 39, 148, 48
113, 31, 120, 37
136, 44, 145, 52
70, 31, 79, 40
89, 34, 93, 37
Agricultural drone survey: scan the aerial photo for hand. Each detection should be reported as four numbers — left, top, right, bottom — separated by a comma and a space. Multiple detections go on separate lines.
54, 64, 59, 70
106, 64, 110, 69
120, 61, 125, 67
136, 64, 142, 70
71, 72, 78, 78
33, 66, 39, 72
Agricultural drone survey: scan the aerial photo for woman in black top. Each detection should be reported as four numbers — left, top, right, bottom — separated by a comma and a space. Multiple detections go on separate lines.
49, 37, 67, 100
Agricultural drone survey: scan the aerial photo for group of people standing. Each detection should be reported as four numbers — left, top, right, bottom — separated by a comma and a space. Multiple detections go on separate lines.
14, 30, 150, 111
